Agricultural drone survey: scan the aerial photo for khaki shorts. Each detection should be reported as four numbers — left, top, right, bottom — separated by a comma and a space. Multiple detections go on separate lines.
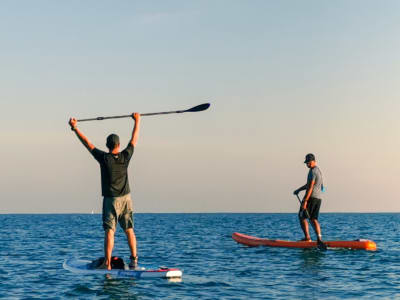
102, 194, 134, 231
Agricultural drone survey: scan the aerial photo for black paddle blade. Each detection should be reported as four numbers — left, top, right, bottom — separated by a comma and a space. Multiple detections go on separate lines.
317, 240, 328, 251
187, 103, 210, 112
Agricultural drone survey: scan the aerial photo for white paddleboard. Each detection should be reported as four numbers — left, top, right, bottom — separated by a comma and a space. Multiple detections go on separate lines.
63, 258, 183, 279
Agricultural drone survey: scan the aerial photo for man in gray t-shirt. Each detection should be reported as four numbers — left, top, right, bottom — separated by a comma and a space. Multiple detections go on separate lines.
294, 153, 324, 244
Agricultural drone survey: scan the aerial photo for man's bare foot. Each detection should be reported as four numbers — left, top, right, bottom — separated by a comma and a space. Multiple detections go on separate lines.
299, 237, 312, 242
129, 256, 138, 269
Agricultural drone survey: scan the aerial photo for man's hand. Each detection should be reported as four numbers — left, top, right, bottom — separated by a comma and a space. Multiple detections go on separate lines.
69, 118, 77, 130
132, 113, 140, 122
130, 113, 141, 147
301, 200, 308, 210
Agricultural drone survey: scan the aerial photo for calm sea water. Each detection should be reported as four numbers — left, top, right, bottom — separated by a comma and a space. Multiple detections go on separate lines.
0, 213, 399, 299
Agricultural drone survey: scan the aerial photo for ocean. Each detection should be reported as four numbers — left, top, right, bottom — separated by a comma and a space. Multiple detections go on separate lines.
0, 213, 399, 299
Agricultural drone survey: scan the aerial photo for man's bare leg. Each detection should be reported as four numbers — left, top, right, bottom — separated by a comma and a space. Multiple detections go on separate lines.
125, 228, 137, 267
103, 229, 114, 270
300, 219, 311, 241
311, 219, 322, 241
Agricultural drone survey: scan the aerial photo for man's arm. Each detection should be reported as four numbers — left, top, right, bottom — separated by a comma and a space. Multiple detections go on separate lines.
294, 184, 307, 195
129, 113, 141, 147
69, 118, 95, 152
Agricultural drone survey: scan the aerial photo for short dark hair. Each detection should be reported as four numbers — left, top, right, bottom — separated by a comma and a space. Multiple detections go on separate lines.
106, 134, 120, 150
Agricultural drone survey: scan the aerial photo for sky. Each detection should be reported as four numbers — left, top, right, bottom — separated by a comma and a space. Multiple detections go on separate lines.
1, 1, 399, 213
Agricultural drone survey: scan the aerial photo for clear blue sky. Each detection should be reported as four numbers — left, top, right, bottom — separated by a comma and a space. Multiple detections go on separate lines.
1, 1, 399, 213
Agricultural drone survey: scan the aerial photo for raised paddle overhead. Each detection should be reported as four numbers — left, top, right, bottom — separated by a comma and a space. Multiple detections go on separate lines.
76, 103, 211, 122
232, 232, 377, 251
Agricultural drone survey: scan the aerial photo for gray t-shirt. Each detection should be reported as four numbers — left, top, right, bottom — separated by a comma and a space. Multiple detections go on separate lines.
307, 166, 324, 199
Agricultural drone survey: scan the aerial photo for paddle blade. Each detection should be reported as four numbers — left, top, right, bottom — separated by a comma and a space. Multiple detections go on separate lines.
317, 240, 328, 251
187, 103, 210, 112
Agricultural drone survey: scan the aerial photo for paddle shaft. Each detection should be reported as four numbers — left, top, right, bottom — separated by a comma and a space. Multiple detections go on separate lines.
78, 110, 185, 122
296, 194, 311, 219
76, 103, 210, 122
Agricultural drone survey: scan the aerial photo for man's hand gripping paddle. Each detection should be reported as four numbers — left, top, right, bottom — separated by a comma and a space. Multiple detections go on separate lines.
296, 194, 327, 251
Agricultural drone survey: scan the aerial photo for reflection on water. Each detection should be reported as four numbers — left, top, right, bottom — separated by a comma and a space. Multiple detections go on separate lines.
167, 277, 182, 283
100, 277, 139, 299
298, 249, 325, 271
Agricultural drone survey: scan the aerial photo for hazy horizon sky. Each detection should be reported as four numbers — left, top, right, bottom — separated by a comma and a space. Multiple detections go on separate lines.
1, 1, 399, 213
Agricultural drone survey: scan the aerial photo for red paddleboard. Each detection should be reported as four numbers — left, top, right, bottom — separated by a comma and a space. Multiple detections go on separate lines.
232, 232, 377, 251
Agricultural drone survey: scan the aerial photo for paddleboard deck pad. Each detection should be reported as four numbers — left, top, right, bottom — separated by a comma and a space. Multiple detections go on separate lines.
232, 232, 377, 251
63, 257, 183, 279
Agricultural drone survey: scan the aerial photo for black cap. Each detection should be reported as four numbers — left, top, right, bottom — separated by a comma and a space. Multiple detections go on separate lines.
106, 134, 120, 150
304, 153, 315, 163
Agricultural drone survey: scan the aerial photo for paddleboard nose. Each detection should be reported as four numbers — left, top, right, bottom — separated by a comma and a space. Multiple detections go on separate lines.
366, 241, 377, 251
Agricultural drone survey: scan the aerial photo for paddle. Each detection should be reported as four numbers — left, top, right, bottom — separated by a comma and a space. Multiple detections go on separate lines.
76, 103, 211, 122
296, 194, 327, 251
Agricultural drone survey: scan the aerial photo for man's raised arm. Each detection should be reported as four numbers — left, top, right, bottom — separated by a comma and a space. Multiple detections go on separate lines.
129, 113, 141, 147
69, 118, 95, 152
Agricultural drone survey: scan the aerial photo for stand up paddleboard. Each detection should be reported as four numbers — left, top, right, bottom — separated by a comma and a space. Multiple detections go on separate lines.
63, 257, 183, 279
232, 232, 377, 251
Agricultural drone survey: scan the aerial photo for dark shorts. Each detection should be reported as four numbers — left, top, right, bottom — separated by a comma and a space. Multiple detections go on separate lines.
299, 197, 321, 220
102, 194, 134, 231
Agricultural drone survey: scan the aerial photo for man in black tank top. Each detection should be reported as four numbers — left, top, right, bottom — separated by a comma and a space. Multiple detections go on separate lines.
69, 113, 141, 270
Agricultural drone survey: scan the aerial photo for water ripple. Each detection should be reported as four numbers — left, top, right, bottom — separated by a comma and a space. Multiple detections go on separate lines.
0, 213, 398, 299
